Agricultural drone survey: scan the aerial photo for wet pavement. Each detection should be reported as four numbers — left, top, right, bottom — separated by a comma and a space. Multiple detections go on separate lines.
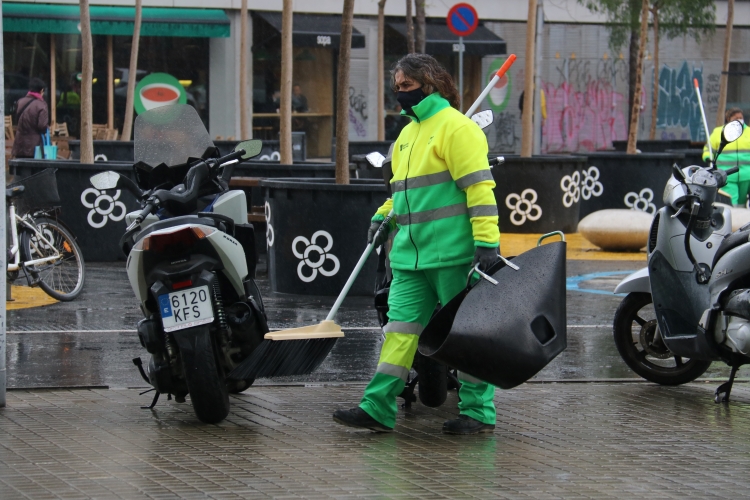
6, 258, 733, 389
3, 383, 750, 498
4, 256, 750, 498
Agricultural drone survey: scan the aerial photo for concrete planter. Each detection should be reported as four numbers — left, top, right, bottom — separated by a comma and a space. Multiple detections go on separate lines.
260, 178, 387, 296
9, 159, 139, 261
577, 152, 685, 219
491, 155, 587, 234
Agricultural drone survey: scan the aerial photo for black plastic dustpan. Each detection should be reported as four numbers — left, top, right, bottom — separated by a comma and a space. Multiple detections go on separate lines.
418, 232, 567, 390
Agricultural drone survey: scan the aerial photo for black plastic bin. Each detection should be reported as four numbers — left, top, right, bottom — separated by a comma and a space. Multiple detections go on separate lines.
492, 155, 586, 234
576, 152, 684, 219
69, 140, 135, 162
612, 139, 693, 152
331, 139, 393, 162
261, 178, 388, 296
666, 148, 707, 169
9, 159, 140, 261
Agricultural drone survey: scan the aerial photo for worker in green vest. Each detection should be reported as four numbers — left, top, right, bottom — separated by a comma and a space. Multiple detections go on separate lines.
703, 108, 750, 206
333, 54, 500, 435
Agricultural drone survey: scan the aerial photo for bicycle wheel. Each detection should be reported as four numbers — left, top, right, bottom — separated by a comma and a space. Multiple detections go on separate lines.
21, 217, 85, 301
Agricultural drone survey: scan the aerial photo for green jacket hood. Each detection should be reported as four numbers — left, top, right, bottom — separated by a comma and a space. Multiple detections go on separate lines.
401, 92, 451, 123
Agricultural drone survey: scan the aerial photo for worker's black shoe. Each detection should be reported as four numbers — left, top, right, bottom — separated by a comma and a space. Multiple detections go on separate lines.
442, 414, 495, 435
333, 407, 393, 432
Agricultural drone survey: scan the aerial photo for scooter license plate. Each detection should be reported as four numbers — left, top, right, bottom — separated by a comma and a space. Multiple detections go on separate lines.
158, 286, 214, 333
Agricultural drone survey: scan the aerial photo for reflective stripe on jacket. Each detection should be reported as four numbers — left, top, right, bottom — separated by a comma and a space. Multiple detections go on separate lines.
372, 93, 499, 271
703, 124, 750, 182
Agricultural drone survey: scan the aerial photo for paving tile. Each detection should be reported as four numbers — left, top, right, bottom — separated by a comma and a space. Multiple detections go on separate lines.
2, 384, 750, 498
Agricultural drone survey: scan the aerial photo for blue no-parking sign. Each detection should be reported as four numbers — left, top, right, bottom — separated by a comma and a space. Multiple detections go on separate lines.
446, 3, 479, 37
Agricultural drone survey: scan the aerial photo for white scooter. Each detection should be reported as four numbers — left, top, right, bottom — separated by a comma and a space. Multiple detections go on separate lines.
90, 104, 268, 423
613, 120, 750, 402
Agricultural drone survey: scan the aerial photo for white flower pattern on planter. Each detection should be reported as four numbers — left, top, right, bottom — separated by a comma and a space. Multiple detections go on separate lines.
505, 189, 542, 226
624, 188, 656, 214
581, 166, 604, 200
265, 201, 275, 248
292, 230, 340, 283
80, 188, 127, 229
560, 171, 581, 208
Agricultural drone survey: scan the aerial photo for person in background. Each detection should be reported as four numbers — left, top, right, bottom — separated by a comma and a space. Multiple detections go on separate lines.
703, 107, 750, 206
333, 53, 500, 435
292, 84, 309, 113
11, 77, 49, 159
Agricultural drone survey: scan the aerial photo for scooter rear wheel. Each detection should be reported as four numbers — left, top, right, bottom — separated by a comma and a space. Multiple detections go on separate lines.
613, 292, 711, 385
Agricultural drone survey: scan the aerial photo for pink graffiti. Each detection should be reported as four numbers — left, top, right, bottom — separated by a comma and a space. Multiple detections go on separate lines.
541, 80, 627, 153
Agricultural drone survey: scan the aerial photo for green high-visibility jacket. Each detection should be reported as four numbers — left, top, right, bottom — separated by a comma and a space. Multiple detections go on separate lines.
703, 124, 750, 182
372, 93, 500, 271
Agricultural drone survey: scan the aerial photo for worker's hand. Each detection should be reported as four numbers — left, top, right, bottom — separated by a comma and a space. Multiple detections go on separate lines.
367, 221, 390, 247
472, 246, 499, 272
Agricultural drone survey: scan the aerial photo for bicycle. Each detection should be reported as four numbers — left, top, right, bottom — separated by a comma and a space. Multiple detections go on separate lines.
6, 168, 85, 301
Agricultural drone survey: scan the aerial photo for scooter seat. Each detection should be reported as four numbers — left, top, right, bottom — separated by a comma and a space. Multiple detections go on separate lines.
712, 227, 750, 268
135, 215, 227, 244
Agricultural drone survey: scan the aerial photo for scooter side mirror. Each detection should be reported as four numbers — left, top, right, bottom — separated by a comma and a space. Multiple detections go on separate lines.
672, 163, 687, 182
714, 119, 744, 163
90, 171, 121, 190
471, 110, 494, 130
235, 139, 263, 159
366, 151, 386, 168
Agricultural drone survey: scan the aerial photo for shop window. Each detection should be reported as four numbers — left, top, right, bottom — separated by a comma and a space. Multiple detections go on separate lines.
252, 14, 335, 158
4, 31, 209, 138
728, 62, 750, 119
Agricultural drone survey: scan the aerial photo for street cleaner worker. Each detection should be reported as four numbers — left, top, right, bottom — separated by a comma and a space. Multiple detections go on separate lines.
333, 54, 500, 435
703, 107, 750, 206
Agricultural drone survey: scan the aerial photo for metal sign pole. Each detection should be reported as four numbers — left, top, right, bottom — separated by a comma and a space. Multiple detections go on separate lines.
459, 36, 464, 112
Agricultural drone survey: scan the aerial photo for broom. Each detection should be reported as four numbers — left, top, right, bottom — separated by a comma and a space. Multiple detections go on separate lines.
228, 53, 518, 380
228, 210, 394, 379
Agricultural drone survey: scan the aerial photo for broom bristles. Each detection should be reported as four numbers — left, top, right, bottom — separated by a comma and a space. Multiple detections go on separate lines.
228, 337, 339, 380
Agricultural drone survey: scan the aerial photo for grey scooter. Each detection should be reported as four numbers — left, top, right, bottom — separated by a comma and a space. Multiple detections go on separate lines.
613, 120, 749, 402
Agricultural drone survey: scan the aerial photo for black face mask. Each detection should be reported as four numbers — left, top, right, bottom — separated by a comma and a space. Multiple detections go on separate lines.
397, 88, 427, 112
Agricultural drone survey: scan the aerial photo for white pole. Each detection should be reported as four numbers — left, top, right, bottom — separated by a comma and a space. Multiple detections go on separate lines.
458, 36, 464, 112
466, 54, 517, 117
694, 78, 712, 159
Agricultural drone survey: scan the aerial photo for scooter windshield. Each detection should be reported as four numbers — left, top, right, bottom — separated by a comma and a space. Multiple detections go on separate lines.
134, 104, 214, 168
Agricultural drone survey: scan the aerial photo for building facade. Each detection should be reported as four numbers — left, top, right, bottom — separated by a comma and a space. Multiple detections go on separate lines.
4, 0, 750, 155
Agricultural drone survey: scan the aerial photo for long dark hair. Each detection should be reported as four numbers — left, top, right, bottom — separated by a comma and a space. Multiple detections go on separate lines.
391, 54, 460, 110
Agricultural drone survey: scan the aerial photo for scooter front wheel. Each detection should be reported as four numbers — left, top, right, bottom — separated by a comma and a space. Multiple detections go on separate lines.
613, 292, 711, 385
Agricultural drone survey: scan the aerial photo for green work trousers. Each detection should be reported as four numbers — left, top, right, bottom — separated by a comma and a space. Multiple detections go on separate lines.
722, 177, 750, 206
359, 265, 496, 429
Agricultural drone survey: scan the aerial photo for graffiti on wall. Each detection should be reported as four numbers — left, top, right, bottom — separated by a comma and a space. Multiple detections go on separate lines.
656, 62, 706, 141
487, 112, 520, 151
348, 86, 368, 138
541, 58, 628, 153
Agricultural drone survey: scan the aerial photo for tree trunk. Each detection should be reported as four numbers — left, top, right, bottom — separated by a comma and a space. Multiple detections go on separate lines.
335, 0, 355, 184
628, 28, 639, 127
240, 0, 249, 139
521, 0, 538, 158
627, 0, 649, 154
79, 0, 94, 164
377, 0, 386, 141
405, 0, 415, 54
717, 0, 734, 127
414, 0, 426, 54
280, 0, 293, 164
50, 35, 56, 130
648, 8, 659, 140
121, 0, 142, 142
107, 35, 114, 130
